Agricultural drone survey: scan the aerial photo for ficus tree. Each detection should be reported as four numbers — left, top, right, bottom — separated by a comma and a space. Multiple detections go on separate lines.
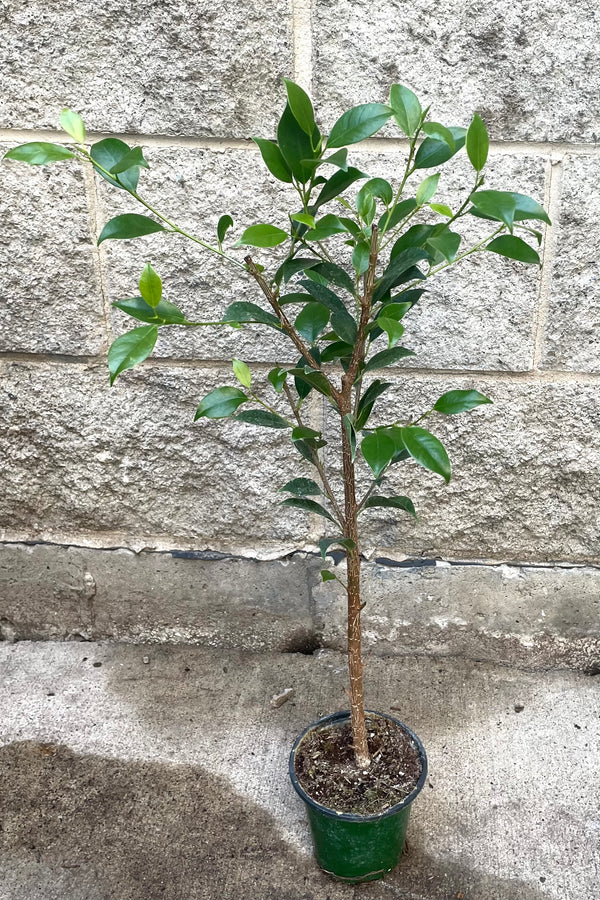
5, 82, 549, 769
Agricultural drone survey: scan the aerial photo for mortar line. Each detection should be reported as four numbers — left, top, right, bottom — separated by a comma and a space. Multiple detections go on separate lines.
3, 126, 600, 157
81, 159, 113, 352
532, 153, 564, 369
291, 0, 313, 93
2, 351, 600, 384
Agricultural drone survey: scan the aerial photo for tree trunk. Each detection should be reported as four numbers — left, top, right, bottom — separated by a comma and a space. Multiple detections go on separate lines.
341, 415, 371, 768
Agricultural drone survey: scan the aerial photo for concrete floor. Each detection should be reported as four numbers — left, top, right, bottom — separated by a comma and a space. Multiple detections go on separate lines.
0, 642, 598, 900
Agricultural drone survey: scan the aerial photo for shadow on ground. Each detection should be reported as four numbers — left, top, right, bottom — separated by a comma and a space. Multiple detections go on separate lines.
0, 741, 550, 900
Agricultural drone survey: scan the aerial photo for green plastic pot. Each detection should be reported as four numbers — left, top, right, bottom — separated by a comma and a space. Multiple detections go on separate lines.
289, 710, 427, 883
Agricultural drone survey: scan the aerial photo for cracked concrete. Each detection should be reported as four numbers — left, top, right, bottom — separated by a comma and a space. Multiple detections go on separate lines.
0, 641, 598, 899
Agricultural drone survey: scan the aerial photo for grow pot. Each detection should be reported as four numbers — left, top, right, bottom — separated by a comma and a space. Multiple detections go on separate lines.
289, 710, 427, 883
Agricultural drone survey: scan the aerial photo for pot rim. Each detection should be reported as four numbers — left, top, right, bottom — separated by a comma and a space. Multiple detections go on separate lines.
289, 709, 428, 823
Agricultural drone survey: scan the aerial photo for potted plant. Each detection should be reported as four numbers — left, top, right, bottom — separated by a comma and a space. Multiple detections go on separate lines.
5, 82, 549, 882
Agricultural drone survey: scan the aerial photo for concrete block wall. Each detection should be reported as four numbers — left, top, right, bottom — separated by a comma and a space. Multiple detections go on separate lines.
1, 0, 599, 658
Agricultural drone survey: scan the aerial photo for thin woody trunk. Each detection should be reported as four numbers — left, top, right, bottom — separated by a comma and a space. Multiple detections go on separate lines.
341, 413, 371, 769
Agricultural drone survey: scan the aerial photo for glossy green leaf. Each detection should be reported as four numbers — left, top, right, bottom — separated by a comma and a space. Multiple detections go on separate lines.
352, 241, 370, 276
314, 166, 369, 209
380, 426, 410, 463
363, 346, 416, 373
297, 280, 349, 318
283, 78, 317, 136
422, 122, 455, 150
401, 425, 451, 482
433, 389, 492, 415
389, 84, 422, 137
112, 296, 186, 325
373, 248, 429, 301
278, 291, 314, 306
194, 386, 248, 420
235, 409, 289, 428
294, 302, 330, 342
363, 495, 417, 518
236, 223, 288, 248
138, 263, 162, 308
289, 368, 333, 398
302, 148, 349, 171
321, 570, 337, 582
390, 224, 434, 260
355, 380, 391, 430
280, 477, 322, 496
361, 430, 396, 477
485, 234, 541, 264
377, 301, 412, 321
277, 103, 317, 183
414, 127, 466, 169
377, 316, 405, 348
109, 146, 149, 175
430, 202, 453, 218
416, 173, 440, 206
318, 536, 356, 559
59, 109, 86, 143
268, 366, 287, 393
292, 426, 322, 441
466, 113, 489, 172
511, 193, 551, 226
327, 103, 393, 148
294, 438, 317, 463
305, 214, 349, 241
427, 227, 461, 262
252, 137, 293, 183
98, 214, 166, 245
281, 497, 336, 522
90, 138, 139, 191
320, 340, 354, 362
379, 198, 417, 232
307, 262, 355, 295
217, 214, 234, 243
330, 309, 358, 345
276, 257, 320, 283
470, 190, 516, 230
232, 358, 252, 388
4, 142, 76, 165
291, 212, 316, 229
358, 177, 394, 207
221, 302, 281, 330
108, 325, 158, 386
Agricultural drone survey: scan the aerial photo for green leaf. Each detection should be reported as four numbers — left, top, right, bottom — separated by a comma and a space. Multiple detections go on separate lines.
314, 166, 369, 209
281, 497, 336, 522
485, 234, 541, 265
217, 214, 234, 244
305, 214, 349, 241
401, 426, 451, 482
279, 477, 322, 496
330, 309, 358, 345
268, 366, 287, 393
294, 302, 331, 342
427, 227, 461, 262
294, 438, 318, 464
357, 177, 394, 208
108, 325, 158, 386
380, 426, 410, 463
232, 358, 252, 388
302, 148, 349, 171
377, 301, 413, 321
433, 389, 492, 415
318, 536, 356, 559
361, 430, 396, 477
277, 103, 317, 183
291, 212, 317, 229
138, 263, 162, 308
414, 127, 467, 169
278, 291, 314, 306
90, 138, 139, 192
289, 368, 333, 398
194, 386, 248, 420
236, 223, 288, 248
512, 193, 551, 226
321, 570, 337, 582
389, 84, 422, 137
112, 296, 186, 325
327, 103, 393, 148
343, 413, 357, 461
59, 109, 86, 143
308, 262, 355, 295
109, 146, 149, 175
235, 409, 289, 428
98, 214, 166, 245
297, 279, 350, 318
379, 198, 417, 232
466, 113, 489, 172
363, 346, 416, 373
421, 122, 455, 150
377, 316, 405, 348
320, 340, 354, 362
416, 173, 440, 206
470, 190, 516, 230
353, 241, 370, 276
373, 248, 429, 301
356, 380, 391, 430
283, 78, 317, 136
276, 257, 320, 283
363, 495, 417, 518
4, 142, 76, 165
291, 426, 322, 441
221, 301, 281, 330
430, 202, 453, 218
252, 137, 293, 183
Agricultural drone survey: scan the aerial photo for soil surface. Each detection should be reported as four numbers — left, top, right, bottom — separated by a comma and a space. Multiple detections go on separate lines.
294, 714, 422, 815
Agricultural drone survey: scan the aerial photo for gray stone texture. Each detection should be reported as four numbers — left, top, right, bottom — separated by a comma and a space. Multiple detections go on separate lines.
0, 361, 316, 554
543, 154, 600, 371
1, 642, 598, 899
0, 0, 292, 137
0, 543, 314, 651
323, 375, 600, 564
313, 0, 600, 143
0, 150, 105, 355
315, 560, 600, 669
